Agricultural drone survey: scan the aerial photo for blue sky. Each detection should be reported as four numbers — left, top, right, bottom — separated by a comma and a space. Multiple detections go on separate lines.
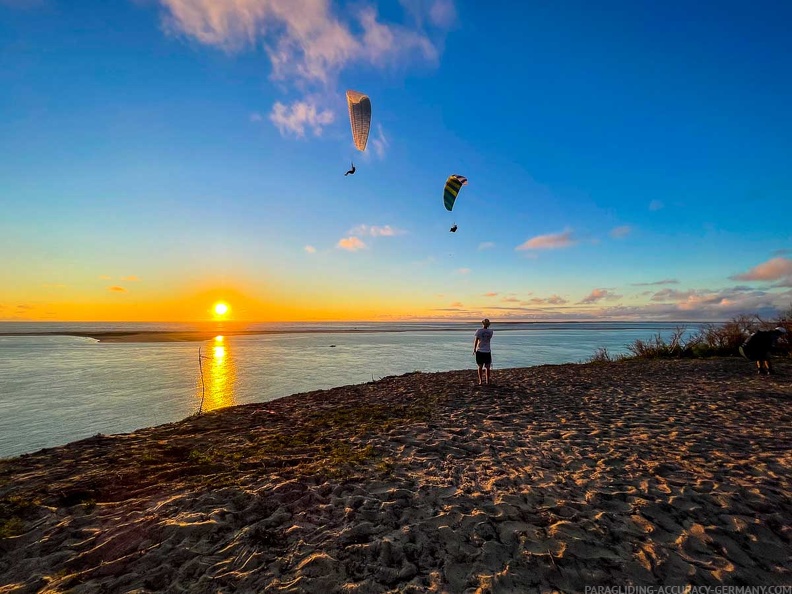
1, 0, 791, 321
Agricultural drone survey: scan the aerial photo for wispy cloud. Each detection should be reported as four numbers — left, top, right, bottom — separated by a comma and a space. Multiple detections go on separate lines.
99, 275, 112, 280
160, 0, 446, 83
457, 268, 471, 275
609, 225, 631, 239
631, 279, 679, 286
400, 0, 458, 28
483, 292, 498, 297
501, 296, 520, 303
348, 224, 405, 237
369, 124, 389, 159
108, 286, 127, 293
157, 0, 451, 140
270, 99, 334, 138
526, 295, 568, 305
730, 257, 792, 284
478, 242, 495, 250
250, 112, 264, 122
304, 245, 316, 253
121, 275, 140, 282
516, 229, 576, 251
649, 200, 664, 211
579, 288, 621, 304
337, 236, 366, 251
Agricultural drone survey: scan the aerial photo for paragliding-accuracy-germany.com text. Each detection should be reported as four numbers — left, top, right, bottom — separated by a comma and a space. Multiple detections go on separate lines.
585, 586, 792, 594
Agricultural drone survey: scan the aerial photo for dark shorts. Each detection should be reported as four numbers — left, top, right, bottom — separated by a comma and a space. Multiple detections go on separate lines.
475, 351, 492, 365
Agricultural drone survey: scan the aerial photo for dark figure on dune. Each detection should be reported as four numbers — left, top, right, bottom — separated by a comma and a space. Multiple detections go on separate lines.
740, 327, 787, 375
345, 162, 356, 176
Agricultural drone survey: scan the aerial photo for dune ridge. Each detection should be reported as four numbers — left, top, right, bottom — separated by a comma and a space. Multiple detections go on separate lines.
1, 357, 790, 592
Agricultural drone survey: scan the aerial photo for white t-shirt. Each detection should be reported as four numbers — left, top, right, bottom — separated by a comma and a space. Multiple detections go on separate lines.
475, 328, 493, 352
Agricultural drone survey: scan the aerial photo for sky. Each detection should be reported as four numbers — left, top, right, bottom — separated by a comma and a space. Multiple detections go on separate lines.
1, 0, 791, 322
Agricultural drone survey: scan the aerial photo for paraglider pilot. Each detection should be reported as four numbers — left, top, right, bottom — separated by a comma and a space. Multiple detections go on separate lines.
450, 224, 458, 233
344, 162, 356, 176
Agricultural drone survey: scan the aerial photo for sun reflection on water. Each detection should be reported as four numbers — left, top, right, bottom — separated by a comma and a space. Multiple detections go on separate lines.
196, 336, 237, 411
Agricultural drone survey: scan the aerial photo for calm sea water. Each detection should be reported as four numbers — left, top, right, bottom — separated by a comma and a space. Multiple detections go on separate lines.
0, 321, 698, 458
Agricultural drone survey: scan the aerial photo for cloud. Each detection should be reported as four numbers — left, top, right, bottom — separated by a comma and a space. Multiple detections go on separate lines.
483, 292, 498, 297
609, 225, 631, 239
369, 124, 389, 159
157, 0, 444, 83
270, 99, 334, 137
579, 288, 622, 304
348, 224, 405, 237
730, 257, 792, 283
400, 0, 457, 28
631, 279, 679, 286
250, 112, 264, 122
501, 296, 520, 303
121, 275, 140, 282
516, 229, 576, 251
457, 268, 470, 275
649, 200, 664, 211
526, 295, 568, 305
304, 245, 316, 253
478, 242, 495, 250
650, 289, 698, 302
449, 301, 463, 308
108, 286, 127, 293
337, 236, 366, 251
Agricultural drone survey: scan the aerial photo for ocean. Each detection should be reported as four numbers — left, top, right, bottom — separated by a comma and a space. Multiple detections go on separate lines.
0, 321, 697, 458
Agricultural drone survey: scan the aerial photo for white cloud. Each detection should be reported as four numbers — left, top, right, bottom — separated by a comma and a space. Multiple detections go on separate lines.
457, 268, 470, 275
609, 225, 631, 239
516, 229, 576, 251
337, 236, 366, 251
349, 224, 405, 237
579, 288, 622, 304
731, 257, 792, 283
369, 124, 389, 159
304, 245, 316, 253
156, 0, 453, 140
157, 0, 445, 83
270, 100, 334, 137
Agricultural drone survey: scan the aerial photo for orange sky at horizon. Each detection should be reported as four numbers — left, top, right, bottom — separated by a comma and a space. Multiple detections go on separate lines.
0, 287, 433, 323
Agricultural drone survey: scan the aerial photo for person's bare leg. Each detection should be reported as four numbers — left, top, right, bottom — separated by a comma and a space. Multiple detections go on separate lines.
756, 361, 762, 374
485, 364, 491, 384
477, 364, 483, 385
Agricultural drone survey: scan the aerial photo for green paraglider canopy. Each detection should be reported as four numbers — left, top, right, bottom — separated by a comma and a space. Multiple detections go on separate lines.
443, 175, 468, 211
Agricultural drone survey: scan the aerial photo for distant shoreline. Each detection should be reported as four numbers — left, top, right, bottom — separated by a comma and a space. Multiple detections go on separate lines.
0, 329, 473, 342
0, 322, 706, 343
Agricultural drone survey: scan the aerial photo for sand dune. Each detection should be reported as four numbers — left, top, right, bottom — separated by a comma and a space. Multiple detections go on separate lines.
1, 357, 790, 592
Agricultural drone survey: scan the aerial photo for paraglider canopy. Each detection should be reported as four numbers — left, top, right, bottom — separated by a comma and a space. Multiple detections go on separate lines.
443, 175, 468, 211
346, 90, 372, 152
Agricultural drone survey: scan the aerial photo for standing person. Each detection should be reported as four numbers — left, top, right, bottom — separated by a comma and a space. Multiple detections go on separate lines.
474, 318, 494, 385
739, 327, 787, 375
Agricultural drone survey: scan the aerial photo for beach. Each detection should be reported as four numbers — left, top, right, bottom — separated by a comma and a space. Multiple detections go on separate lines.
1, 357, 790, 592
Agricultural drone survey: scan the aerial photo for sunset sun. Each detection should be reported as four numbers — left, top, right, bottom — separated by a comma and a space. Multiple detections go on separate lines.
213, 302, 229, 317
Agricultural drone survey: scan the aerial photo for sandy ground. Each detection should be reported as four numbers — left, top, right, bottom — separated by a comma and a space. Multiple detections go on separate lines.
1, 357, 790, 593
